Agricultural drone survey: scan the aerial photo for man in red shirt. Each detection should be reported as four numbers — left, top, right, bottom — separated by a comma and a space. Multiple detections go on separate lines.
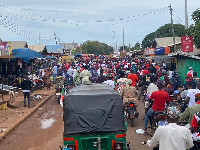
144, 80, 169, 131
127, 69, 138, 87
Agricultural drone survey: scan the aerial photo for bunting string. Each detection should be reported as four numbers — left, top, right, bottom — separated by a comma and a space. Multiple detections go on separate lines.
0, 5, 169, 27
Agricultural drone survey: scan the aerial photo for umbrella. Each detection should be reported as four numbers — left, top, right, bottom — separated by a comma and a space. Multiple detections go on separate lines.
45, 56, 57, 59
12, 48, 43, 63
76, 53, 82, 57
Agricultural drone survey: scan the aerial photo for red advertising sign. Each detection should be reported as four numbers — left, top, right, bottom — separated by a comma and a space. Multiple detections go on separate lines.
182, 36, 193, 52
148, 48, 155, 55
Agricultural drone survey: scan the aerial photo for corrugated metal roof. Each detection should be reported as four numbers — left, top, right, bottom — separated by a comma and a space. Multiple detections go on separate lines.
28, 45, 45, 53
58, 42, 78, 50
3, 41, 27, 50
45, 45, 63, 53
168, 51, 200, 60
155, 37, 181, 47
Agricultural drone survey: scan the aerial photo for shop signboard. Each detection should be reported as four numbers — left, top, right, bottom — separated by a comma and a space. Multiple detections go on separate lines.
155, 47, 165, 55
0, 42, 10, 56
148, 48, 155, 55
182, 36, 193, 52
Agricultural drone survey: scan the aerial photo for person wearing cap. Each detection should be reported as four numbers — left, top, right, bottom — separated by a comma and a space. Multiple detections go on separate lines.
179, 92, 200, 124
144, 80, 169, 131
184, 73, 197, 89
188, 67, 194, 75
146, 107, 193, 150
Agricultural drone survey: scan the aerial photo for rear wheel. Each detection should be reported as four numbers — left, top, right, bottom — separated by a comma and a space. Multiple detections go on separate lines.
130, 118, 134, 127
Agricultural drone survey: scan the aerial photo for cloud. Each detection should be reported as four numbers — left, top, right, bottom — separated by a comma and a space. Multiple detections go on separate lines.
0, 0, 198, 46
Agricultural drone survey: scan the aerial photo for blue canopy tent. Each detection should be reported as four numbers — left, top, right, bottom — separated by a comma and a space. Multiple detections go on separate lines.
76, 53, 82, 57
45, 56, 57, 59
12, 48, 43, 63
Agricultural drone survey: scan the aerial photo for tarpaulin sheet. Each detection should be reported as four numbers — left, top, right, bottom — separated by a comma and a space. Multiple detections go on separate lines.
63, 84, 125, 135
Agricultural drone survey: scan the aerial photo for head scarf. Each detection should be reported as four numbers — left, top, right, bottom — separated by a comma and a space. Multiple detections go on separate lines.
157, 80, 164, 87
167, 106, 180, 118
125, 79, 132, 89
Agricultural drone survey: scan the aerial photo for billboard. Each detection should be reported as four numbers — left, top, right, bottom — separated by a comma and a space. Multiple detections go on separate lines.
182, 36, 193, 52
148, 48, 155, 55
0, 42, 11, 55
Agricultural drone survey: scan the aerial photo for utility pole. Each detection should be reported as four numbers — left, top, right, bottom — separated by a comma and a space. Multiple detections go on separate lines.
185, 0, 188, 29
123, 26, 125, 50
169, 5, 176, 52
112, 31, 115, 53
116, 41, 117, 52
39, 32, 40, 45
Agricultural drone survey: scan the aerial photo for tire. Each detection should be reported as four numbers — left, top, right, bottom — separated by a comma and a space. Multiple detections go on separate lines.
37, 82, 42, 90
130, 118, 134, 127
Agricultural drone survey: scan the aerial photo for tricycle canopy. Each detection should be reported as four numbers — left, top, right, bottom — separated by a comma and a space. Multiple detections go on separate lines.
63, 84, 125, 135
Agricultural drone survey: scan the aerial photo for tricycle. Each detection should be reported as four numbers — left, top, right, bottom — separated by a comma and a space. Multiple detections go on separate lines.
61, 83, 130, 150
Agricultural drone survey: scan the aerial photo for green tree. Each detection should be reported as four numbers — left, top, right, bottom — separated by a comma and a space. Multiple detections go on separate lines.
118, 46, 129, 52
142, 32, 156, 48
134, 42, 140, 50
186, 24, 195, 35
142, 24, 186, 48
191, 8, 200, 48
80, 40, 114, 55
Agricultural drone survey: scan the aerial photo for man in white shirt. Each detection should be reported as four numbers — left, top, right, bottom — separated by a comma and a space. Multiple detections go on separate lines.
185, 82, 200, 107
147, 76, 158, 97
72, 67, 77, 78
146, 115, 193, 150
145, 76, 158, 114
67, 66, 73, 77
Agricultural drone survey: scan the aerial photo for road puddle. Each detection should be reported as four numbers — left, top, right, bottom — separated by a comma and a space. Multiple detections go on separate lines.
40, 118, 56, 129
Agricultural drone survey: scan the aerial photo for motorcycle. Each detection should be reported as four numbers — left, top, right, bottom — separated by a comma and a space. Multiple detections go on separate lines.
12, 77, 21, 88
33, 77, 44, 90
68, 76, 74, 87
124, 101, 139, 127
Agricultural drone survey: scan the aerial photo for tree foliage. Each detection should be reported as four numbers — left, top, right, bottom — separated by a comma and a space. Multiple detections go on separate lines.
79, 40, 114, 55
142, 24, 186, 48
118, 46, 129, 52
191, 8, 200, 49
134, 42, 140, 50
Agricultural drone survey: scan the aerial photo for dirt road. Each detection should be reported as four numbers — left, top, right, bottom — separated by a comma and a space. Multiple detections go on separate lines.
0, 95, 152, 150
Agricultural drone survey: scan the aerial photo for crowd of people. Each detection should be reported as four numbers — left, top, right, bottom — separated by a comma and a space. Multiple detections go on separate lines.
19, 54, 200, 149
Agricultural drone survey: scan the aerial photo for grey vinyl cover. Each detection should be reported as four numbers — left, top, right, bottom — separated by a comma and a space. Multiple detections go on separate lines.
63, 84, 125, 135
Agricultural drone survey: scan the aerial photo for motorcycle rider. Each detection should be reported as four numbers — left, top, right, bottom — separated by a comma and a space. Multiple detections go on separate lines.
145, 76, 158, 114
146, 110, 193, 150
144, 80, 169, 131
179, 93, 200, 124
127, 69, 138, 87
138, 67, 150, 100
80, 65, 92, 85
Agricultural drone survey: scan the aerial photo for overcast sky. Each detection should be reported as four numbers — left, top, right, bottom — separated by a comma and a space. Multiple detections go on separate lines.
0, 0, 199, 48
